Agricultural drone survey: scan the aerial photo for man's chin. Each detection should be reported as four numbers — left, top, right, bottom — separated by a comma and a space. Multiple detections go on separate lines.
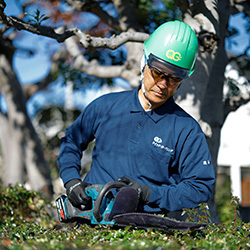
149, 98, 168, 109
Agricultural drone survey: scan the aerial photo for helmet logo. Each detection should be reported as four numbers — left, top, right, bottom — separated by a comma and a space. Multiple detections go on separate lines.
166, 50, 182, 61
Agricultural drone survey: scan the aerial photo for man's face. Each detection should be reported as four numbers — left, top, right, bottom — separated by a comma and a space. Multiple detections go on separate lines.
142, 64, 182, 109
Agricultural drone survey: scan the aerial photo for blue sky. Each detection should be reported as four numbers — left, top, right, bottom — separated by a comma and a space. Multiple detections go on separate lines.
225, 13, 250, 56
2, 1, 250, 116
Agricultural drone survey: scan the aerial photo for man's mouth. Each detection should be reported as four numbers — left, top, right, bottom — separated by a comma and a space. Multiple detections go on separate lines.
152, 90, 166, 98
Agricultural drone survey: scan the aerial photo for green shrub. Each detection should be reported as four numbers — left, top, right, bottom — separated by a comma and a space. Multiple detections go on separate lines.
0, 184, 250, 249
0, 183, 53, 226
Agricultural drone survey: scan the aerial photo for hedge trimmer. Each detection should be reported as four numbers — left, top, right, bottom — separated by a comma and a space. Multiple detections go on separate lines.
56, 181, 207, 230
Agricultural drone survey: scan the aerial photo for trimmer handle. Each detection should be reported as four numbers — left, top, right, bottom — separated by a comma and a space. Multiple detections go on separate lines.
92, 181, 128, 222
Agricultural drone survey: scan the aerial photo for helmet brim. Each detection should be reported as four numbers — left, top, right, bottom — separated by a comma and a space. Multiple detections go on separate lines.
147, 53, 190, 79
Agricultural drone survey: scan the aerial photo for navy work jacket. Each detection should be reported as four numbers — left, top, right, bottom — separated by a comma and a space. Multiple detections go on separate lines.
58, 85, 215, 213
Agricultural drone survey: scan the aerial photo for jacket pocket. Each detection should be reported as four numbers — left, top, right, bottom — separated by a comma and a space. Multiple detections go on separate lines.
137, 147, 173, 183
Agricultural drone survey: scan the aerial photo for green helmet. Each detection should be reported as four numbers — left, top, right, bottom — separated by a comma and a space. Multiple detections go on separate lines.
144, 20, 198, 78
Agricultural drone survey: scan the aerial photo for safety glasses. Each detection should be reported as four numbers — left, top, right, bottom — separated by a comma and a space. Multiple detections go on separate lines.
147, 53, 189, 80
148, 65, 182, 85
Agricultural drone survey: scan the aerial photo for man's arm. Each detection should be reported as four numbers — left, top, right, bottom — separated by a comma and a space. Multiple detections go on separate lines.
147, 133, 215, 211
57, 102, 97, 185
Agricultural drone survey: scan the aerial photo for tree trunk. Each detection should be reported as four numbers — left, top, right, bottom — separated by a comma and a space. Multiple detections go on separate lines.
176, 0, 219, 122
200, 0, 232, 224
0, 111, 25, 184
174, 0, 228, 224
0, 54, 53, 198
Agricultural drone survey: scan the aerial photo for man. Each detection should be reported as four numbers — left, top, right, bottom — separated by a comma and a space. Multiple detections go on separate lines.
58, 20, 215, 215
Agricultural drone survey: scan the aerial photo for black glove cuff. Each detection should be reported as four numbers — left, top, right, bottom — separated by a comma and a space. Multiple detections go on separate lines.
65, 179, 81, 190
65, 179, 90, 192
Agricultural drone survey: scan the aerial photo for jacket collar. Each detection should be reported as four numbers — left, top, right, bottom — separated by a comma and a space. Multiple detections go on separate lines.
130, 84, 177, 123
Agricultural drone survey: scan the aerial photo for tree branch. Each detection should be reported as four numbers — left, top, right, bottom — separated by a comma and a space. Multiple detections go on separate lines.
0, 16, 75, 42
174, 0, 190, 14
112, 0, 144, 32
65, 0, 123, 31
228, 45, 250, 63
75, 29, 149, 49
223, 91, 250, 121
231, 0, 250, 14
0, 0, 73, 41
0, 3, 148, 48
65, 35, 141, 87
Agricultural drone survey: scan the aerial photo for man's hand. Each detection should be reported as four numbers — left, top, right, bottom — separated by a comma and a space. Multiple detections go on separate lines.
117, 176, 151, 204
65, 179, 91, 208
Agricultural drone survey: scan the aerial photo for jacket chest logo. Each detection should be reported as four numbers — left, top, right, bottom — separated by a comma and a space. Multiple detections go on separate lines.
152, 137, 173, 153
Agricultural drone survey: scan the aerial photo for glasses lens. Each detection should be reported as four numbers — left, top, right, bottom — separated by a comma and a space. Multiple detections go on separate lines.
150, 67, 161, 81
149, 66, 182, 85
147, 53, 189, 79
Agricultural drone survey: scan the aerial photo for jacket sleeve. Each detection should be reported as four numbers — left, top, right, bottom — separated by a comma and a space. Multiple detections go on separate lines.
148, 132, 215, 211
57, 102, 97, 185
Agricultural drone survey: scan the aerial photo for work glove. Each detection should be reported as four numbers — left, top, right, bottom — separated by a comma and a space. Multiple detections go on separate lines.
65, 179, 91, 209
117, 176, 151, 204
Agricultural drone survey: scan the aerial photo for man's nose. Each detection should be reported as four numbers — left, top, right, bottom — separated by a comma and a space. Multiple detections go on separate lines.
156, 78, 168, 89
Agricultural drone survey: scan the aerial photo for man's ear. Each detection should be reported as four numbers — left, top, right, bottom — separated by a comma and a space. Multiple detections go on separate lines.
140, 55, 147, 81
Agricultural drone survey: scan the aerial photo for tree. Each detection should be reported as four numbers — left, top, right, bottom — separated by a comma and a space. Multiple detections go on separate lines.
0, 16, 54, 198
0, 0, 249, 222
